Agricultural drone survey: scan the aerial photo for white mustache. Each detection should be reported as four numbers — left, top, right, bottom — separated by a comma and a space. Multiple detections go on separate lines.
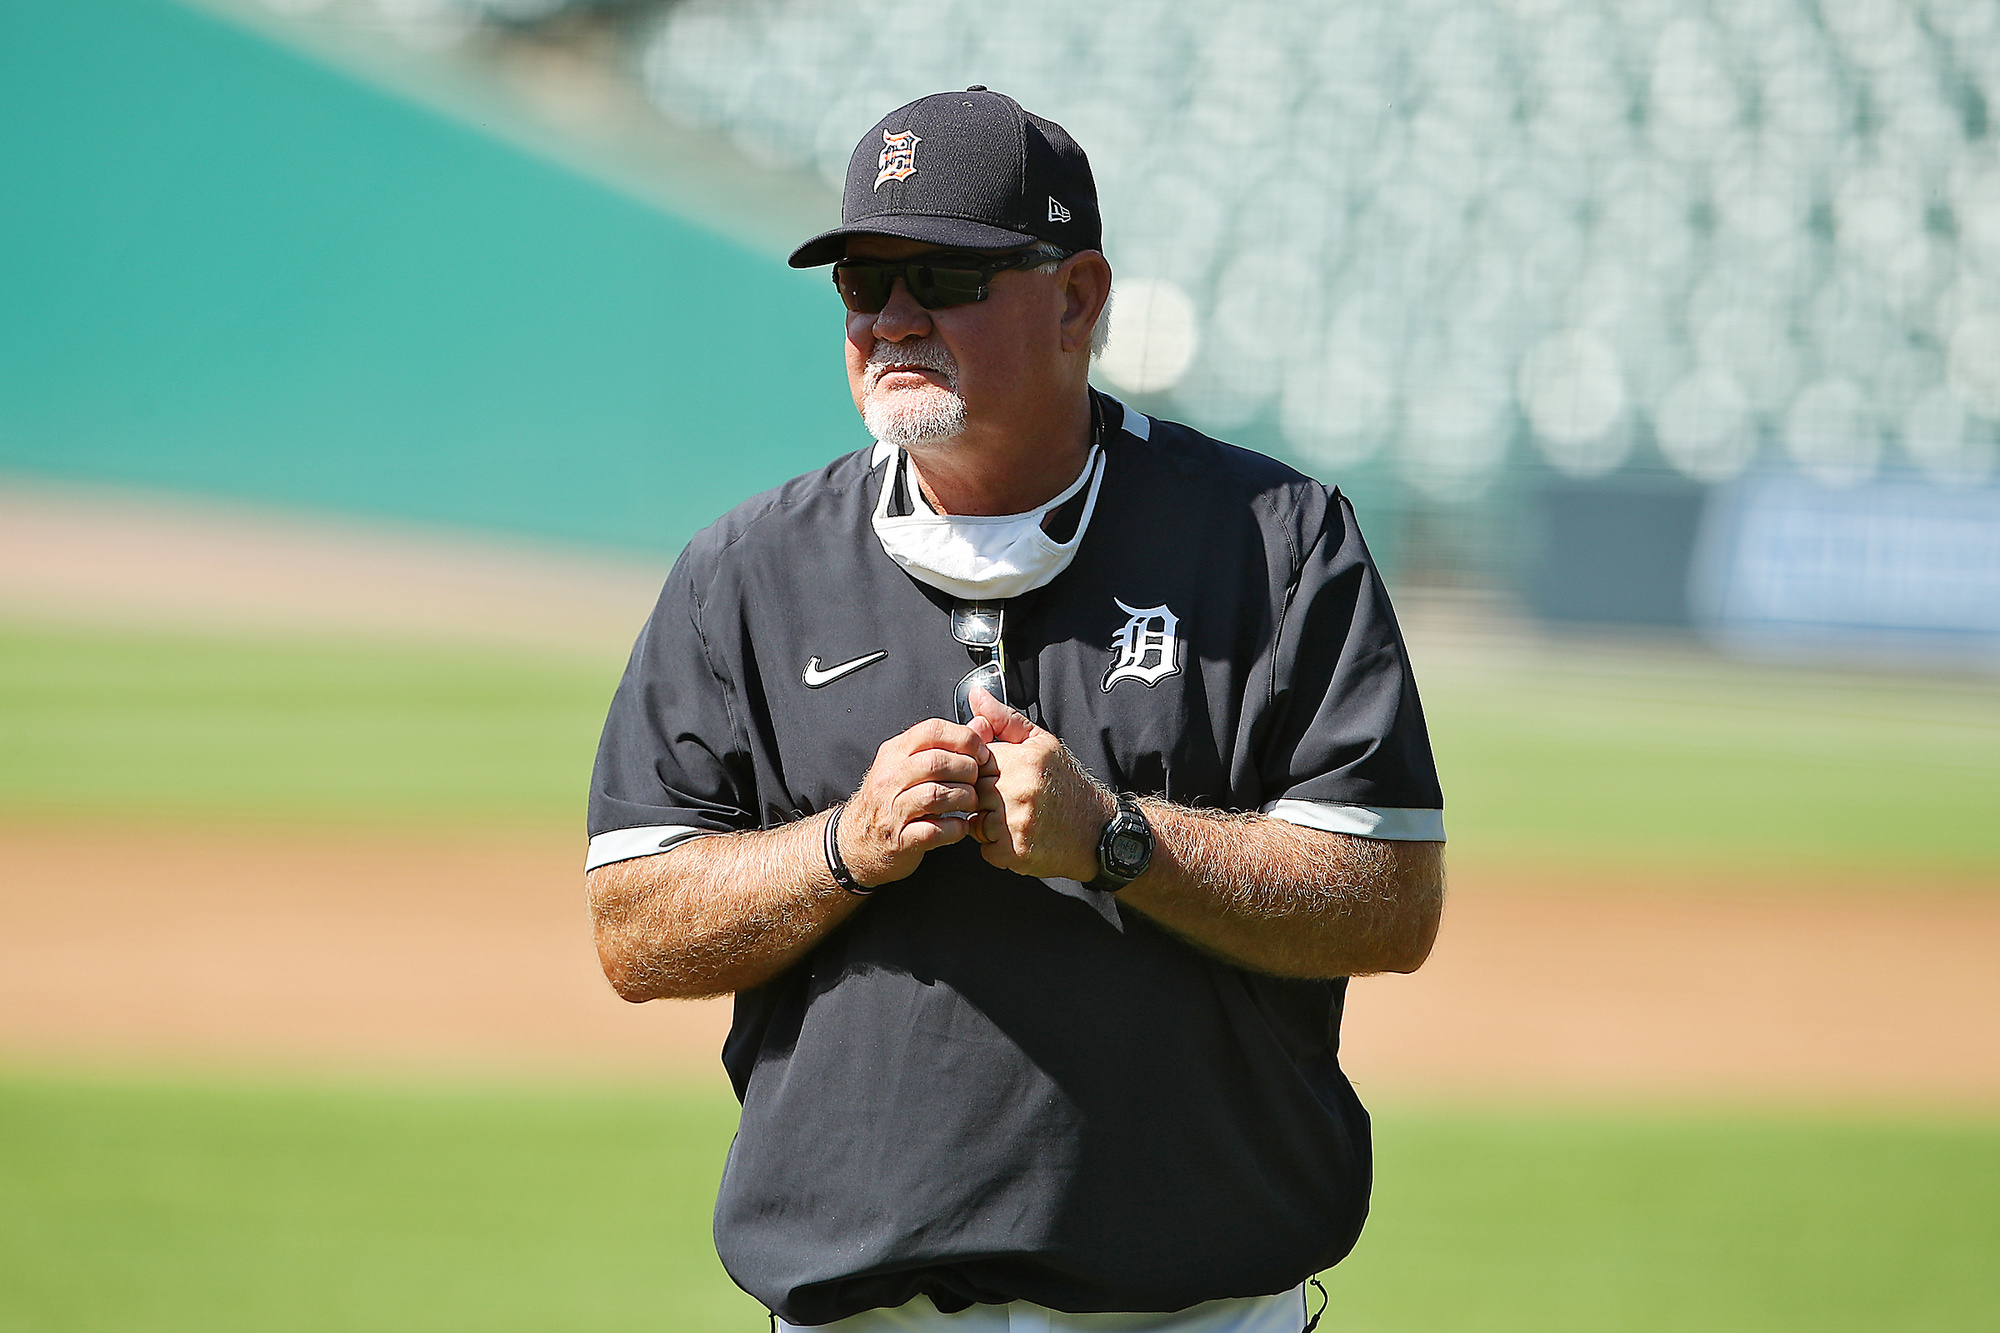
864, 338, 959, 391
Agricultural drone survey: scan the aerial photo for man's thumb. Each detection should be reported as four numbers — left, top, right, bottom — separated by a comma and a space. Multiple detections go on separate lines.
968, 684, 1035, 743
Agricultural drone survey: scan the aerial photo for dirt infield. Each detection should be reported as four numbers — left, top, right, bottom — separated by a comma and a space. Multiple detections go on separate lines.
4, 822, 1994, 1106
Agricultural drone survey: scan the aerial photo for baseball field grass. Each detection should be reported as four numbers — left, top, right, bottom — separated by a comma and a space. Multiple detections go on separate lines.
4, 614, 1996, 1330
2, 1070, 1995, 1333
0, 621, 608, 829
5, 617, 1998, 874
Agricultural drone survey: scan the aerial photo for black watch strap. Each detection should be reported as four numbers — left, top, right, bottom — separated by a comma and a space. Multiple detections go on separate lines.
1088, 792, 1153, 893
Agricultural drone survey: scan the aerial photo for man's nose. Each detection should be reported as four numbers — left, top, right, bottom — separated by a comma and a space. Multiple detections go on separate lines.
871, 277, 934, 342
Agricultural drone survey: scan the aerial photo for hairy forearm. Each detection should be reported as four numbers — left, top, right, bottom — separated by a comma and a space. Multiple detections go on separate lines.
585, 813, 863, 1002
1118, 805, 1445, 979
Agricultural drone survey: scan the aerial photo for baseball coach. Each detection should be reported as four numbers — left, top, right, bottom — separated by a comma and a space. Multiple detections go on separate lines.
586, 87, 1446, 1333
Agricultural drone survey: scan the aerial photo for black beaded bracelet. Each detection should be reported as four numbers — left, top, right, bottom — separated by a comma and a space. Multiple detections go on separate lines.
823, 803, 870, 896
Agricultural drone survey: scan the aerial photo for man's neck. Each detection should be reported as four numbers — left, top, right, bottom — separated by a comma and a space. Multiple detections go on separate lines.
906, 389, 1094, 517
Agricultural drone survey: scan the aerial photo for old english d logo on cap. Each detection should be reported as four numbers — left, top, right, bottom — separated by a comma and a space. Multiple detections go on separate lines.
874, 130, 921, 189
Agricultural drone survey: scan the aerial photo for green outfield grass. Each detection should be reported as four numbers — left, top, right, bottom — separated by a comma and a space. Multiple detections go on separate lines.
0, 621, 611, 829
0, 1072, 753, 1333
4, 617, 1997, 874
1, 1071, 1993, 1333
1342, 1103, 2000, 1333
1421, 643, 2000, 876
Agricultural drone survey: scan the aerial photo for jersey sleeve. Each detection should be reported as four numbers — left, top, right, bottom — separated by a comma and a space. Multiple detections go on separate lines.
1254, 489, 1445, 842
586, 554, 756, 870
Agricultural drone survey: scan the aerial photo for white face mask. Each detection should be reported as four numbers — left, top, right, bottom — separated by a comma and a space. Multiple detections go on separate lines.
870, 445, 1105, 600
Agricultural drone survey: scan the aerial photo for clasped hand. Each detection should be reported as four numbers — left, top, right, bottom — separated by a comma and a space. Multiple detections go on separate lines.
835, 687, 1112, 888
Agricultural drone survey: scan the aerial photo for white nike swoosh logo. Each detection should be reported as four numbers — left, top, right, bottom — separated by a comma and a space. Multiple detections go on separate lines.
802, 651, 888, 688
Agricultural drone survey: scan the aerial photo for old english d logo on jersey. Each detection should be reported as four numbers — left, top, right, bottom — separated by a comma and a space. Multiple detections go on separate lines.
1102, 599, 1181, 691
874, 130, 921, 188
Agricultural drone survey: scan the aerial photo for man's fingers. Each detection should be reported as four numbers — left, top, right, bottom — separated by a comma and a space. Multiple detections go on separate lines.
903, 814, 973, 853
911, 747, 981, 787
968, 686, 1036, 745
844, 719, 1001, 883
965, 775, 1014, 858
895, 780, 979, 823
897, 716, 993, 760
850, 710, 1053, 878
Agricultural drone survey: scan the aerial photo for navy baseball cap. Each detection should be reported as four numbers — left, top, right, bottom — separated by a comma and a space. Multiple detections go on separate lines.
788, 87, 1101, 268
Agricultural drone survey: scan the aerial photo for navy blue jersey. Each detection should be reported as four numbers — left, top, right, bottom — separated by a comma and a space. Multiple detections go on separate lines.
588, 399, 1443, 1323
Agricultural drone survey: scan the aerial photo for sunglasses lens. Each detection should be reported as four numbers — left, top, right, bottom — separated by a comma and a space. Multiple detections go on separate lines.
954, 660, 1006, 724
915, 267, 985, 309
833, 265, 891, 313
951, 603, 1003, 648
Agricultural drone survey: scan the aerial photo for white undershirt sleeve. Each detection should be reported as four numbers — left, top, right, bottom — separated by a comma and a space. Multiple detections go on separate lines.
1260, 800, 1446, 842
584, 825, 717, 871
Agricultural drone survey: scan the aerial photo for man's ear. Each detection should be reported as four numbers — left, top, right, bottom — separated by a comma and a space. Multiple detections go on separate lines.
1057, 252, 1113, 357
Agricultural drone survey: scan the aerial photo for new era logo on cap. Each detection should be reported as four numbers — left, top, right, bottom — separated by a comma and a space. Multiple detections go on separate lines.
789, 87, 1102, 268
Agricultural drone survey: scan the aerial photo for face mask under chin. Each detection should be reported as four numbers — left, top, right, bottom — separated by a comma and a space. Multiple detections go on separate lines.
870, 446, 1105, 600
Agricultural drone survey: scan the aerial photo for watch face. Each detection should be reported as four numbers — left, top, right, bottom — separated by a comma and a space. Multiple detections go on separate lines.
1109, 829, 1147, 871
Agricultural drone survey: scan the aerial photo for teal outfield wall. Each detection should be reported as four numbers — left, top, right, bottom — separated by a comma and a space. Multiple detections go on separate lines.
0, 0, 860, 553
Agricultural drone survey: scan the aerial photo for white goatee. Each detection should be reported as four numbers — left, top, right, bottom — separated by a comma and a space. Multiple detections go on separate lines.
861, 336, 967, 449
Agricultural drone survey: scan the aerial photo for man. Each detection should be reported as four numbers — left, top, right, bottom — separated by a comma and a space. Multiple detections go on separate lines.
586, 88, 1445, 1331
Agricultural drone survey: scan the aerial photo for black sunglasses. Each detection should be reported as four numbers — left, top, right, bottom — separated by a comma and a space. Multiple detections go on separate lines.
833, 249, 1064, 313
951, 601, 1005, 724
